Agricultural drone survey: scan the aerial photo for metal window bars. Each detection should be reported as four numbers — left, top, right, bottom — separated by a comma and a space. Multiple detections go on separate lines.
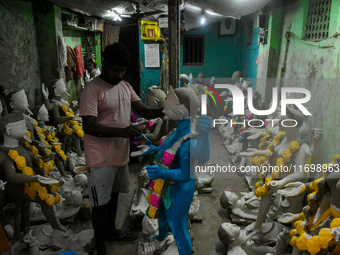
305, 0, 332, 40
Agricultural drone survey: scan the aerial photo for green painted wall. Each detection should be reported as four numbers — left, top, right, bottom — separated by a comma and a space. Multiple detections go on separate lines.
138, 26, 163, 103
257, 0, 340, 163
180, 21, 249, 81
256, 9, 284, 106
95, 33, 102, 72
61, 28, 84, 106
61, 10, 102, 105
246, 27, 260, 81
138, 19, 256, 102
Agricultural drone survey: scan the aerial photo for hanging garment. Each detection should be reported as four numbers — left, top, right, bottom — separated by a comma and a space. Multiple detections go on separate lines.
65, 46, 77, 82
102, 24, 120, 49
75, 45, 85, 79
57, 35, 67, 72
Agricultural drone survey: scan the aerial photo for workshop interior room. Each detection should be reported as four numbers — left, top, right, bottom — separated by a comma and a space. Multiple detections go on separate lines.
1, 0, 340, 254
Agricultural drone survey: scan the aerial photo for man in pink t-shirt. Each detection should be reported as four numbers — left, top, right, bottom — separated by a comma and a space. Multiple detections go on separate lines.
79, 43, 164, 255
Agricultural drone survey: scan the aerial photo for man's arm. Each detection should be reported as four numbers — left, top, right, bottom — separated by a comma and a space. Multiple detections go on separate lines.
81, 115, 141, 138
131, 100, 164, 119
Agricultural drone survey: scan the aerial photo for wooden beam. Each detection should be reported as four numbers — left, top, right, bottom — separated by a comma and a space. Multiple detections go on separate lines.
168, 0, 180, 88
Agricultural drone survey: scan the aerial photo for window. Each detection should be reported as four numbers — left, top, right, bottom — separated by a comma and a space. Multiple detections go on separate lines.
183, 35, 204, 66
305, 0, 332, 40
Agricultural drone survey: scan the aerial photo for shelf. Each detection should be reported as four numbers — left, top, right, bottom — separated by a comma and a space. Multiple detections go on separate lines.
63, 25, 101, 32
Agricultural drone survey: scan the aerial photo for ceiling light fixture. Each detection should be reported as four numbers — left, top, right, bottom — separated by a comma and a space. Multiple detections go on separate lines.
111, 10, 122, 22
200, 11, 206, 25
206, 9, 221, 16
104, 9, 122, 21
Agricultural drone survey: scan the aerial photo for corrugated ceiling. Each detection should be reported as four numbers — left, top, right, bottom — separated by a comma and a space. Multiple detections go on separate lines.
49, 0, 271, 30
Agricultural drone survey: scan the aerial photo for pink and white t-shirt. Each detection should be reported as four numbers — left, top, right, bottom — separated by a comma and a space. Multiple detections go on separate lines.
79, 77, 140, 167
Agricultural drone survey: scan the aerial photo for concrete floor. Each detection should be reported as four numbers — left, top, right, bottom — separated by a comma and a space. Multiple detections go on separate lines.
88, 129, 249, 255
191, 128, 248, 255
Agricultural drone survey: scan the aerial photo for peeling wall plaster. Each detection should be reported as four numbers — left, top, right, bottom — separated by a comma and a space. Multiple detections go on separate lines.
0, 0, 41, 108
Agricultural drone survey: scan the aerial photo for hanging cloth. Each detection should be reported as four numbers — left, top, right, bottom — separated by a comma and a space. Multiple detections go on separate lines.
102, 23, 120, 49
57, 35, 67, 72
74, 45, 85, 79
65, 46, 77, 82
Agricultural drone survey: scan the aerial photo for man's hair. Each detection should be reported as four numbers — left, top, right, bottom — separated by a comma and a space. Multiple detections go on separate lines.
102, 43, 130, 67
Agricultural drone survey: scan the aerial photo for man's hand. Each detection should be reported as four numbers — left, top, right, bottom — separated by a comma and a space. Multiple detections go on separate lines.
121, 126, 142, 139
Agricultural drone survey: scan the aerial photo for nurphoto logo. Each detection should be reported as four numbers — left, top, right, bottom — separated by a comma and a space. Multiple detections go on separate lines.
200, 84, 312, 128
